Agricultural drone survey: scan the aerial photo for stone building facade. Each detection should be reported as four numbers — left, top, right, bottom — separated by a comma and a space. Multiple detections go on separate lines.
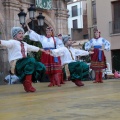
0, 0, 68, 84
87, 0, 120, 72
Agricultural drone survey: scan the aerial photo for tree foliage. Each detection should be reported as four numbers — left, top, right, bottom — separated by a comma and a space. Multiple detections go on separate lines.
80, 42, 91, 63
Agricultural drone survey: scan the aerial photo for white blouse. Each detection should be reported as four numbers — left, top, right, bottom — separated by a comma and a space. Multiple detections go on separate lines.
85, 37, 110, 51
51, 47, 89, 65
29, 30, 60, 48
1, 40, 40, 62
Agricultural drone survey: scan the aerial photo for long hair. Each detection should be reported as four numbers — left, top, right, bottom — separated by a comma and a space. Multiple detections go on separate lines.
46, 26, 56, 48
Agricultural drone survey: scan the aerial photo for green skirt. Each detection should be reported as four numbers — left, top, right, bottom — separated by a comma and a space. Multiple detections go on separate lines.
15, 57, 46, 83
68, 61, 89, 81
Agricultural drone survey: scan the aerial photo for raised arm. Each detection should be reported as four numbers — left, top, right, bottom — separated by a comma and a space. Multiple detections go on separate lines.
26, 24, 43, 42
26, 24, 31, 32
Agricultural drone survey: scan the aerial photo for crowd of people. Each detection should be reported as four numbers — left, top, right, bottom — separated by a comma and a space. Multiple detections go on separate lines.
0, 24, 114, 93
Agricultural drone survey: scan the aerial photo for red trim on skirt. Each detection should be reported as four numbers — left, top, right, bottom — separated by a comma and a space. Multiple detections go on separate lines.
90, 49, 107, 70
40, 51, 62, 75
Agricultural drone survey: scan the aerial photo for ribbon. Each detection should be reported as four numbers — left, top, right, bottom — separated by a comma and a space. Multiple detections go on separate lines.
94, 45, 102, 62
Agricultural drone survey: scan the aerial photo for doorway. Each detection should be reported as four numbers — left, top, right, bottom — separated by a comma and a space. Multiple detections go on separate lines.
112, 49, 120, 71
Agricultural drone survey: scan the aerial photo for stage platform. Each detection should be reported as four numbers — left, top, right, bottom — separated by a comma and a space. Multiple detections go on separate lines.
0, 79, 120, 120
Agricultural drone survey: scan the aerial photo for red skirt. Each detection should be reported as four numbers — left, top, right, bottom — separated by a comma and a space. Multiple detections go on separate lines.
40, 50, 62, 75
90, 49, 107, 70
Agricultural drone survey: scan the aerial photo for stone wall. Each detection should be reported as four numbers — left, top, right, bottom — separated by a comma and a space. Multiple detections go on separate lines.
0, 47, 10, 85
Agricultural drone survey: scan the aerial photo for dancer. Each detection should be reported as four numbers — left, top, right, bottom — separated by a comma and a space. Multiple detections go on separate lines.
85, 29, 110, 83
55, 34, 64, 48
26, 25, 63, 87
58, 34, 63, 40
0, 27, 46, 92
49, 36, 93, 87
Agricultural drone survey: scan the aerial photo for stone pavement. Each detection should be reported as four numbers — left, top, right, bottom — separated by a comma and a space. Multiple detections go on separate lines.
0, 79, 120, 120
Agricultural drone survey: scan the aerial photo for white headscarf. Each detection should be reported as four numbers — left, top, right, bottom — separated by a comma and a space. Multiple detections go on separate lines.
62, 36, 71, 44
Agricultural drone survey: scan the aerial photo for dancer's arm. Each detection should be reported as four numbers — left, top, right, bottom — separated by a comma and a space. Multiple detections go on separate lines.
26, 24, 31, 32
0, 40, 13, 48
26, 24, 43, 42
50, 47, 66, 57
74, 49, 89, 56
85, 39, 93, 51
27, 43, 44, 52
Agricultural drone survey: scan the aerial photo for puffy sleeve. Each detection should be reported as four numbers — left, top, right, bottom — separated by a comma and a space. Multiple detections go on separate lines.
28, 30, 44, 43
85, 40, 92, 50
74, 49, 89, 56
102, 38, 111, 51
50, 47, 66, 57
0, 40, 14, 48
27, 43, 40, 52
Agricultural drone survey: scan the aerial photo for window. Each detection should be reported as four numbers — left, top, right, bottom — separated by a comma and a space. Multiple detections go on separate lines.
92, 0, 97, 25
83, 34, 88, 39
111, 1, 120, 33
72, 5, 78, 17
73, 19, 78, 29
113, 1, 120, 21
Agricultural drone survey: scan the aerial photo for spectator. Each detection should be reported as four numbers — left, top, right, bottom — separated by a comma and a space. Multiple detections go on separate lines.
4, 71, 20, 85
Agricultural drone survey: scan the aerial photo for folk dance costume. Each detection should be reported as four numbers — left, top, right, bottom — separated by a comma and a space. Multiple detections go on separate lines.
0, 27, 46, 92
50, 36, 90, 87
85, 30, 110, 83
28, 28, 63, 87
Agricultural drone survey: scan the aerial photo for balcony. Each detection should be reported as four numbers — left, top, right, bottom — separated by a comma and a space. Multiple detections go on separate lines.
109, 20, 120, 35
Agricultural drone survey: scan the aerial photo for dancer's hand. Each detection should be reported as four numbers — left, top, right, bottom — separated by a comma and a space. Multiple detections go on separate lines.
39, 48, 45, 52
46, 50, 54, 56
89, 51, 94, 54
40, 49, 51, 55
45, 50, 51, 55
90, 48, 94, 50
